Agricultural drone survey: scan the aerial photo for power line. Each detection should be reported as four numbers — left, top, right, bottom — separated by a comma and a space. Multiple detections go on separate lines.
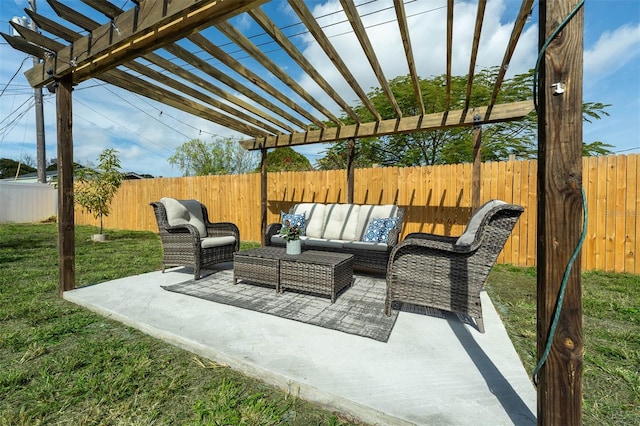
0, 57, 29, 98
0, 98, 34, 142
73, 97, 175, 157
122, 89, 219, 138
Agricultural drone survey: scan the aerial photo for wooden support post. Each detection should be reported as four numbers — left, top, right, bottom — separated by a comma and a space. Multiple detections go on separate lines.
57, 74, 75, 296
537, 0, 584, 424
260, 146, 267, 246
471, 114, 482, 211
346, 137, 355, 203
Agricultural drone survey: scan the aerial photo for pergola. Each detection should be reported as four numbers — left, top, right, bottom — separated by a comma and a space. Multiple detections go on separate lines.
4, 0, 585, 423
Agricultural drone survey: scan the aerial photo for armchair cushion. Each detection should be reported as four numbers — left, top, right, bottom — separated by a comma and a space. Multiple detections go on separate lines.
456, 200, 506, 246
201, 235, 237, 249
161, 197, 207, 237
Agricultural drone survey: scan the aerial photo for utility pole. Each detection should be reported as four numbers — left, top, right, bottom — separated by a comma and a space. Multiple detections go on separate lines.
29, 0, 47, 183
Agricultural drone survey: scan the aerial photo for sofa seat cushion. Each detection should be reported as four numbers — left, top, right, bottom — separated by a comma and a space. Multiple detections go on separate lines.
321, 204, 361, 240
291, 203, 325, 238
342, 240, 389, 252
201, 236, 236, 249
271, 234, 286, 245
161, 197, 207, 237
301, 236, 346, 249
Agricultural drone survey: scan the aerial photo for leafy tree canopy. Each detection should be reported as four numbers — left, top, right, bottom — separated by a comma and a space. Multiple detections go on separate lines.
256, 147, 313, 172
0, 158, 36, 179
168, 137, 257, 176
316, 68, 612, 170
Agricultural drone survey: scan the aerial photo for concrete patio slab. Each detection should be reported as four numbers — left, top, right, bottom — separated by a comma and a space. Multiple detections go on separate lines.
63, 264, 536, 425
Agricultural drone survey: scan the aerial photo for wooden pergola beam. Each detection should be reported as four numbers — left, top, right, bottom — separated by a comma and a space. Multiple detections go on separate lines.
340, 0, 402, 118
41, 1, 287, 136
537, 0, 584, 422
188, 33, 313, 129
240, 100, 534, 150
159, 44, 293, 133
0, 33, 50, 59
288, 0, 381, 121
9, 21, 65, 52
462, 0, 487, 121
486, 0, 534, 117
216, 21, 341, 128
25, 0, 269, 88
56, 73, 74, 295
444, 0, 454, 114
100, 68, 271, 137
393, 0, 424, 115
123, 59, 283, 135
248, 7, 361, 123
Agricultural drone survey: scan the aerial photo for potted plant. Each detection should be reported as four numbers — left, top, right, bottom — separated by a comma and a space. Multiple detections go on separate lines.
74, 148, 124, 242
280, 219, 303, 254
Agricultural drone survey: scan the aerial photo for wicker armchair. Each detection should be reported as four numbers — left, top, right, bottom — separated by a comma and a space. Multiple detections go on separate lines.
385, 200, 524, 332
150, 198, 239, 280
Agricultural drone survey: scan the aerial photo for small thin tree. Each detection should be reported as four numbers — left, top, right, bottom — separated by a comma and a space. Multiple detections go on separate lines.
74, 149, 124, 236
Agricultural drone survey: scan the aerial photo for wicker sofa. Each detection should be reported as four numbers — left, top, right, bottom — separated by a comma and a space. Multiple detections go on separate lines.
266, 203, 404, 273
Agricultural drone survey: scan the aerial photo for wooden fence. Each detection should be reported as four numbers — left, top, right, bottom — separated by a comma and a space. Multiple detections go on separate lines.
75, 154, 639, 274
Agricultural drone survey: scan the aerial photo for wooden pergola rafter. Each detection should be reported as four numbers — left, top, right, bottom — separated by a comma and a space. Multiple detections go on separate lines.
3, 0, 538, 150
4, 1, 586, 423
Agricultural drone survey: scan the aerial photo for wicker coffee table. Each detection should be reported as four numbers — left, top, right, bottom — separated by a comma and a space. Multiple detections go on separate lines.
279, 251, 353, 303
233, 247, 354, 303
233, 246, 288, 289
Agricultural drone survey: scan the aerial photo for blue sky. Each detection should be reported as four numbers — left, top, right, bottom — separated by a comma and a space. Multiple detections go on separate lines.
1, 0, 638, 177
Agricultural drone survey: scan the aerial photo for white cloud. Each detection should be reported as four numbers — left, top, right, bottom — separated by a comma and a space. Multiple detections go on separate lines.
584, 23, 640, 82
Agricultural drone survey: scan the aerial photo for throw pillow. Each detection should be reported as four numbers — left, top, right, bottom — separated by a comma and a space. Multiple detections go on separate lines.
281, 211, 306, 230
379, 217, 401, 243
362, 218, 387, 242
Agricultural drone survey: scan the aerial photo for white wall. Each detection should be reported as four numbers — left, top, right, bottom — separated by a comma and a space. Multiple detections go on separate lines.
0, 182, 57, 223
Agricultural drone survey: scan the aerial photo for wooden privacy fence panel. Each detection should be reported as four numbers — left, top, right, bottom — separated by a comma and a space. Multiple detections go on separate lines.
74, 154, 639, 274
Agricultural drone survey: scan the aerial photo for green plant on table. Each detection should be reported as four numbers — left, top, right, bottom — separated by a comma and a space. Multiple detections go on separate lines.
280, 220, 303, 241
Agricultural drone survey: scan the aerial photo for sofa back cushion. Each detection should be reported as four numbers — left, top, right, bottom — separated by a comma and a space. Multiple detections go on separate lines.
291, 203, 325, 238
321, 204, 361, 240
161, 197, 207, 237
356, 204, 400, 240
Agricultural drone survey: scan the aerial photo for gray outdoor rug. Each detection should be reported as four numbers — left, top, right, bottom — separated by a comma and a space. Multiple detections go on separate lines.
162, 268, 399, 342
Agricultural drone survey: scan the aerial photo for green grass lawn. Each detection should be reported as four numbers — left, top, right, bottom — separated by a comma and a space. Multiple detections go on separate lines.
0, 224, 361, 425
486, 265, 640, 425
1, 223, 638, 425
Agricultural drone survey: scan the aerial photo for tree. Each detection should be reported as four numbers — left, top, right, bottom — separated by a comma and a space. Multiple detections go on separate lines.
316, 69, 611, 169
0, 158, 36, 179
168, 137, 257, 176
257, 147, 313, 172
74, 148, 124, 236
